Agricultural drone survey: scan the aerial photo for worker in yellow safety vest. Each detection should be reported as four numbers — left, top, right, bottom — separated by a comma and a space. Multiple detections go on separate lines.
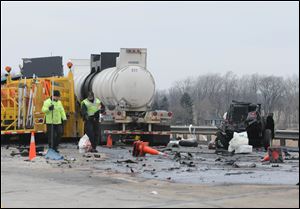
81, 91, 103, 153
42, 90, 67, 152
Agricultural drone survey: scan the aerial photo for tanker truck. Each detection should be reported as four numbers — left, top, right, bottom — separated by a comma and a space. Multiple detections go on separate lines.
69, 48, 172, 145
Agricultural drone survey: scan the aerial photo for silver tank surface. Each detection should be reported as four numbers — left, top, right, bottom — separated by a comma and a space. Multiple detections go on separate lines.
70, 49, 155, 111
92, 66, 155, 110
71, 59, 90, 101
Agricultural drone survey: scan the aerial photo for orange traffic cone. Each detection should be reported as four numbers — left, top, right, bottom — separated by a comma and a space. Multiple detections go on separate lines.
29, 132, 36, 161
133, 141, 146, 157
272, 150, 279, 160
261, 154, 269, 162
106, 135, 113, 148
142, 145, 167, 157
138, 142, 149, 156
142, 145, 159, 155
268, 147, 283, 163
132, 140, 168, 157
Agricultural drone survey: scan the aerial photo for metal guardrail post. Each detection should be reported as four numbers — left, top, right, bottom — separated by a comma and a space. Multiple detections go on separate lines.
207, 135, 211, 142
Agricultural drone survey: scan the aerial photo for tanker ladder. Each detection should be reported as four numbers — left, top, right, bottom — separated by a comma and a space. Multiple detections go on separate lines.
20, 77, 27, 128
17, 80, 24, 128
26, 74, 37, 128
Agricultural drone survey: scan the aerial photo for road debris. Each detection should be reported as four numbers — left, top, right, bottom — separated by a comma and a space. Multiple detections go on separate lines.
167, 140, 180, 148
224, 159, 236, 165
234, 145, 253, 154
225, 171, 255, 176
215, 157, 222, 162
94, 154, 101, 158
228, 132, 249, 153
83, 154, 92, 158
116, 159, 137, 164
45, 149, 63, 160
10, 150, 19, 157
174, 152, 181, 160
232, 162, 256, 168
2, 142, 298, 185
215, 149, 234, 156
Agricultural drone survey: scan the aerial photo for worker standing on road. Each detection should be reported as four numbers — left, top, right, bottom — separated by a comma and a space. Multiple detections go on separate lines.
42, 90, 67, 152
266, 113, 275, 139
81, 91, 103, 153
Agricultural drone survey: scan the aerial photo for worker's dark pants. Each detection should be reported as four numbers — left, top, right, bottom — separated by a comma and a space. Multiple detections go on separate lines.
84, 119, 100, 149
47, 124, 63, 150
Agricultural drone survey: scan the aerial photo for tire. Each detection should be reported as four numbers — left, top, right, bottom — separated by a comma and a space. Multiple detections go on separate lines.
178, 139, 198, 147
263, 129, 272, 149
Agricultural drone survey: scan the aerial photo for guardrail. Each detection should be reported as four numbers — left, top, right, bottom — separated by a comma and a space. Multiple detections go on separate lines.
274, 130, 299, 146
170, 126, 299, 146
171, 126, 217, 135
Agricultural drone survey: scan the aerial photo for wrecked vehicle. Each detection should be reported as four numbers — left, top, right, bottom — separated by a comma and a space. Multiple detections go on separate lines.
215, 100, 274, 150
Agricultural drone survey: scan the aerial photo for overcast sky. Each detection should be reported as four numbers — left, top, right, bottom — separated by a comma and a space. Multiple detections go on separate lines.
1, 1, 299, 90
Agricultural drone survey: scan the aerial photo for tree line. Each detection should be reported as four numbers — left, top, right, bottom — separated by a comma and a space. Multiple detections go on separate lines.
152, 71, 299, 130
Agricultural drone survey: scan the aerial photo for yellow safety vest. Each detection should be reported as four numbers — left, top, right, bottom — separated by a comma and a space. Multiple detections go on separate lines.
81, 98, 101, 116
42, 98, 67, 124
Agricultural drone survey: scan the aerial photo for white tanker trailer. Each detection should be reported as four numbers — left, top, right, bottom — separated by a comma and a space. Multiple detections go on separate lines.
70, 48, 172, 145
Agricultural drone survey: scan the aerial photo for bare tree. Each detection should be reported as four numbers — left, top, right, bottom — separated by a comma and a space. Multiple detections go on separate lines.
258, 76, 285, 115
162, 71, 298, 129
281, 76, 299, 129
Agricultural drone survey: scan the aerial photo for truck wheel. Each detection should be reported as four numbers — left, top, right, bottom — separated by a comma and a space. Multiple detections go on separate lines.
263, 129, 272, 149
